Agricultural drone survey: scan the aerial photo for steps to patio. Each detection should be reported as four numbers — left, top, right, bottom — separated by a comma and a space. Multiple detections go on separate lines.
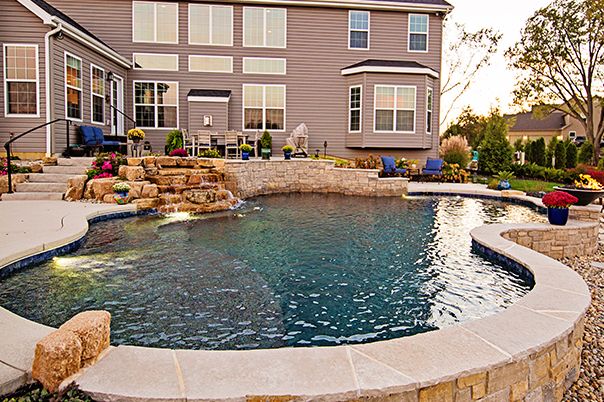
1, 158, 92, 201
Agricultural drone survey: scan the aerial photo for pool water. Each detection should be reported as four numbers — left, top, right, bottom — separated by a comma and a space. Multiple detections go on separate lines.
0, 194, 546, 350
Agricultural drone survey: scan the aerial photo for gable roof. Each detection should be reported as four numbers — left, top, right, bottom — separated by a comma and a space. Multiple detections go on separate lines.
506, 111, 568, 132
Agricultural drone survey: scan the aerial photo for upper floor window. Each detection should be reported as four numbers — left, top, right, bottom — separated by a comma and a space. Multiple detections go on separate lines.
3, 44, 39, 116
133, 2, 178, 44
374, 85, 416, 133
243, 7, 286, 48
133, 53, 179, 71
189, 55, 233, 73
189, 4, 233, 46
134, 81, 178, 128
426, 87, 433, 134
243, 58, 286, 75
243, 84, 285, 131
91, 65, 105, 124
65, 53, 82, 121
349, 11, 369, 49
409, 14, 428, 52
349, 85, 362, 133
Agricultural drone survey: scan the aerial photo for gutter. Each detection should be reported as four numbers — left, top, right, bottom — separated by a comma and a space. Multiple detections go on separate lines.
230, 0, 453, 13
44, 24, 62, 156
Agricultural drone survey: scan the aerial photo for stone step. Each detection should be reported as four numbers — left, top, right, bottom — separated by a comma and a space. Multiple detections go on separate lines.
28, 173, 79, 183
43, 165, 88, 175
57, 157, 95, 167
1, 192, 64, 201
15, 182, 68, 193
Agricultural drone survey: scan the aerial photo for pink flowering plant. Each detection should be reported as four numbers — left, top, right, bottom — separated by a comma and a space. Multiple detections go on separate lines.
86, 152, 127, 180
1, 158, 31, 176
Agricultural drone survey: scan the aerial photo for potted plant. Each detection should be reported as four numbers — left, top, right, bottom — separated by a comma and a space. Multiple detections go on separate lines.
282, 145, 294, 160
112, 182, 131, 205
542, 191, 578, 226
554, 174, 604, 206
260, 130, 272, 160
127, 128, 145, 144
494, 171, 514, 190
240, 143, 253, 160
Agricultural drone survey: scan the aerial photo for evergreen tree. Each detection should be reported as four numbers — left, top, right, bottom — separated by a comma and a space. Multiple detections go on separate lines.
578, 142, 595, 164
565, 142, 578, 168
477, 110, 514, 174
554, 141, 566, 169
524, 140, 534, 163
533, 138, 547, 166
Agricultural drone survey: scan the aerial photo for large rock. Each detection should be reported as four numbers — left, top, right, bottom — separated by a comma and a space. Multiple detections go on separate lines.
84, 178, 117, 200
141, 184, 159, 198
143, 156, 157, 167
32, 329, 82, 392
64, 175, 87, 201
118, 165, 145, 181
30, 163, 44, 173
184, 189, 216, 204
156, 156, 178, 167
134, 198, 159, 210
176, 157, 198, 167
42, 156, 58, 166
0, 174, 28, 194
127, 157, 143, 166
59, 311, 110, 363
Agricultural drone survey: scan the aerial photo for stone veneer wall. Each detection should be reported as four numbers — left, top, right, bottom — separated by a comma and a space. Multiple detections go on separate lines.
503, 223, 598, 259
222, 159, 408, 199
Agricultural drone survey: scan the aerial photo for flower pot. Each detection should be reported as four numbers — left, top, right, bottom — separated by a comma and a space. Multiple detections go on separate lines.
113, 192, 129, 205
132, 138, 141, 144
261, 148, 271, 160
547, 207, 569, 226
497, 180, 511, 190
242, 152, 250, 160
284, 151, 292, 160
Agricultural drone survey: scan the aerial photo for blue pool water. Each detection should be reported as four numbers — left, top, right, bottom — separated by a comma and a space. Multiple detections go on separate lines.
0, 194, 545, 350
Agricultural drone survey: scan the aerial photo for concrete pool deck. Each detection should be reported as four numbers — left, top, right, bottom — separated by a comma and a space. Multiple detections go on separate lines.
0, 186, 597, 400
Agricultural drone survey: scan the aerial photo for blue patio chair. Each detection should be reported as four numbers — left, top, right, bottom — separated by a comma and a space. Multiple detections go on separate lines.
422, 158, 444, 176
380, 156, 406, 176
80, 125, 125, 155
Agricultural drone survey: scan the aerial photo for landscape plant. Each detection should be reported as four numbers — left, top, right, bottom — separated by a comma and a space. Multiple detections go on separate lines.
86, 152, 127, 180
442, 163, 470, 183
112, 182, 131, 193
127, 128, 145, 142
165, 129, 183, 154
477, 110, 513, 174
554, 141, 567, 169
199, 148, 222, 158
533, 138, 546, 166
354, 155, 381, 170
440, 135, 470, 168
260, 130, 272, 150
524, 140, 534, 163
240, 143, 253, 153
566, 142, 578, 168
578, 142, 595, 164
542, 191, 579, 208
282, 145, 294, 153
169, 148, 188, 157
0, 158, 31, 176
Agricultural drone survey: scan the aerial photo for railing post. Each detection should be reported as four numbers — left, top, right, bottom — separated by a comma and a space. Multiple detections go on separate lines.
65, 120, 71, 158
4, 143, 12, 194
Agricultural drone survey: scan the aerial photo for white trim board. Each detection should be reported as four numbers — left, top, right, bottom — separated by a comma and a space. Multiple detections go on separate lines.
341, 65, 439, 79
188, 96, 231, 103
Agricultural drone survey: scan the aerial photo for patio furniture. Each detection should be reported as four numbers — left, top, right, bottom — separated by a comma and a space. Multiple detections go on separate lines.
380, 156, 406, 177
79, 125, 126, 155
196, 130, 212, 155
182, 129, 196, 156
224, 130, 240, 159
422, 158, 444, 176
285, 123, 309, 157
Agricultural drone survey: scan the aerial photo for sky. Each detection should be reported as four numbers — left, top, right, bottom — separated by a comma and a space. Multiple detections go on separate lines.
442, 0, 552, 126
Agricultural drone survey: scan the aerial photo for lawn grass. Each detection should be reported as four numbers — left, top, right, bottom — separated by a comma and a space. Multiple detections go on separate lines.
509, 179, 562, 193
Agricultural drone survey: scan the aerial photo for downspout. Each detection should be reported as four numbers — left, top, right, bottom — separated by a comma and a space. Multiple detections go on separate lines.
44, 23, 62, 156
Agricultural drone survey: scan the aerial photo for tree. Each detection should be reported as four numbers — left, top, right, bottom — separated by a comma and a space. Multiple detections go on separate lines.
442, 107, 486, 149
555, 141, 567, 169
533, 138, 547, 166
513, 139, 525, 152
441, 22, 502, 127
477, 110, 514, 174
579, 141, 595, 164
566, 142, 578, 168
507, 0, 604, 162
525, 140, 534, 163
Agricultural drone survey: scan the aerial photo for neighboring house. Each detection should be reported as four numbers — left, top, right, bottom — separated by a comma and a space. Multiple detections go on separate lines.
1, 0, 452, 160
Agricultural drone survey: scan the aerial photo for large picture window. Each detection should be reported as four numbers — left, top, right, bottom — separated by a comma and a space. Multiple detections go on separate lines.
3, 44, 39, 116
409, 14, 428, 52
243, 85, 285, 131
243, 7, 286, 48
189, 4, 233, 46
374, 85, 416, 133
134, 81, 178, 128
426, 87, 433, 134
349, 11, 369, 49
65, 53, 82, 121
133, 2, 178, 44
91, 65, 105, 124
349, 86, 362, 132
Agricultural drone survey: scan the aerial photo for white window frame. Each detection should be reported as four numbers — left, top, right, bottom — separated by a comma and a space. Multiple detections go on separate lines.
242, 7, 287, 48
408, 14, 429, 53
132, 1, 179, 44
348, 10, 370, 50
3, 43, 40, 118
426, 87, 433, 135
90, 64, 105, 125
242, 84, 286, 132
64, 52, 83, 122
242, 57, 287, 75
188, 55, 233, 73
349, 85, 362, 133
188, 3, 234, 46
373, 85, 416, 134
133, 80, 179, 130
133, 53, 179, 71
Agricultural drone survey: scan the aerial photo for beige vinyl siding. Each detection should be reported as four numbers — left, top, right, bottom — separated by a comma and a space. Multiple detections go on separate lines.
0, 0, 48, 154
44, 0, 444, 159
188, 101, 229, 135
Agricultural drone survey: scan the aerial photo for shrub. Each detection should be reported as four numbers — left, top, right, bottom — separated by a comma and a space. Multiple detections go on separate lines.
442, 163, 470, 183
510, 162, 579, 184
513, 138, 524, 152
494, 171, 515, 181
260, 130, 272, 149
554, 141, 566, 169
240, 143, 253, 153
282, 145, 294, 153
524, 140, 534, 163
0, 158, 31, 175
86, 152, 127, 180
112, 182, 131, 193
199, 148, 222, 158
169, 148, 188, 157
440, 136, 470, 168
533, 138, 546, 166
566, 142, 578, 168
579, 142, 595, 164
354, 155, 381, 169
165, 129, 183, 154
127, 128, 145, 141
477, 111, 513, 174
487, 178, 499, 190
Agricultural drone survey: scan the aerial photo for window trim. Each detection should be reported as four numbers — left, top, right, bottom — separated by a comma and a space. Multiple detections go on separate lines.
188, 55, 233, 73
188, 3, 234, 46
3, 43, 40, 118
408, 13, 429, 53
90, 64, 105, 125
133, 53, 179, 71
64, 51, 83, 122
242, 57, 287, 75
133, 80, 179, 130
242, 7, 287, 48
242, 84, 286, 132
348, 85, 362, 133
348, 10, 370, 50
373, 84, 416, 134
132, 1, 179, 44
426, 87, 433, 135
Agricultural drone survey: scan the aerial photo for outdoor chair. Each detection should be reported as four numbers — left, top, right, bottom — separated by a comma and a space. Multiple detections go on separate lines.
380, 156, 406, 176
196, 130, 212, 155
224, 130, 240, 159
422, 158, 444, 176
286, 123, 309, 157
79, 125, 125, 156
182, 129, 196, 156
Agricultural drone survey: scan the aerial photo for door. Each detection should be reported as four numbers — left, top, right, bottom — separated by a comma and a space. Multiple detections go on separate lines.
111, 75, 124, 135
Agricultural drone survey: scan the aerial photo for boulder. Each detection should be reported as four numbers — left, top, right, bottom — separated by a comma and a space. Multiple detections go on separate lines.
215, 189, 233, 201
143, 156, 157, 167
102, 194, 117, 204
159, 194, 183, 205
184, 189, 216, 204
42, 156, 58, 166
141, 184, 159, 198
177, 157, 198, 168
147, 175, 187, 186
64, 175, 88, 201
59, 311, 111, 362
118, 165, 145, 181
156, 156, 178, 167
32, 329, 82, 392
0, 174, 28, 194
134, 198, 159, 210
127, 157, 143, 166
84, 178, 117, 200
30, 163, 44, 173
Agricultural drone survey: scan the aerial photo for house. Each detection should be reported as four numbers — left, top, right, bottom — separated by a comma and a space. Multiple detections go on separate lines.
1, 0, 452, 160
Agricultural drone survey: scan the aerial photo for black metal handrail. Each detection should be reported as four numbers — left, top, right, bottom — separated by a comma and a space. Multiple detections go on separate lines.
108, 104, 137, 128
3, 118, 72, 194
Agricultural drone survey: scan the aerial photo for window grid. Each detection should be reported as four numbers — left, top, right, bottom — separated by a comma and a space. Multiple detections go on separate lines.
65, 53, 83, 121
374, 85, 416, 133
426, 87, 433, 134
243, 84, 286, 132
349, 11, 369, 49
188, 55, 233, 73
188, 4, 233, 46
243, 7, 287, 48
349, 85, 362, 133
3, 44, 39, 116
409, 14, 429, 52
132, 1, 178, 44
242, 58, 286, 75
91, 65, 105, 125
134, 81, 179, 129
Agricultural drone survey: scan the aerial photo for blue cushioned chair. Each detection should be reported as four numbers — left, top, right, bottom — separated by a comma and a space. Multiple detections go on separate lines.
422, 158, 444, 176
79, 125, 125, 155
380, 156, 406, 176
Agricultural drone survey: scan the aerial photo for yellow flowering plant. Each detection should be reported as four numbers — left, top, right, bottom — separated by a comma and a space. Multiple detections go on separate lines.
127, 128, 146, 141
573, 174, 603, 190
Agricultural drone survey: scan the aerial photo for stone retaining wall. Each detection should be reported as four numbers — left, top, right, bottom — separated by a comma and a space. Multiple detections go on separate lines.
223, 159, 408, 199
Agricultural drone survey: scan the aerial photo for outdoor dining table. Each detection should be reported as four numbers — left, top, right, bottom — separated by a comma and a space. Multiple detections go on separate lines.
207, 132, 249, 146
